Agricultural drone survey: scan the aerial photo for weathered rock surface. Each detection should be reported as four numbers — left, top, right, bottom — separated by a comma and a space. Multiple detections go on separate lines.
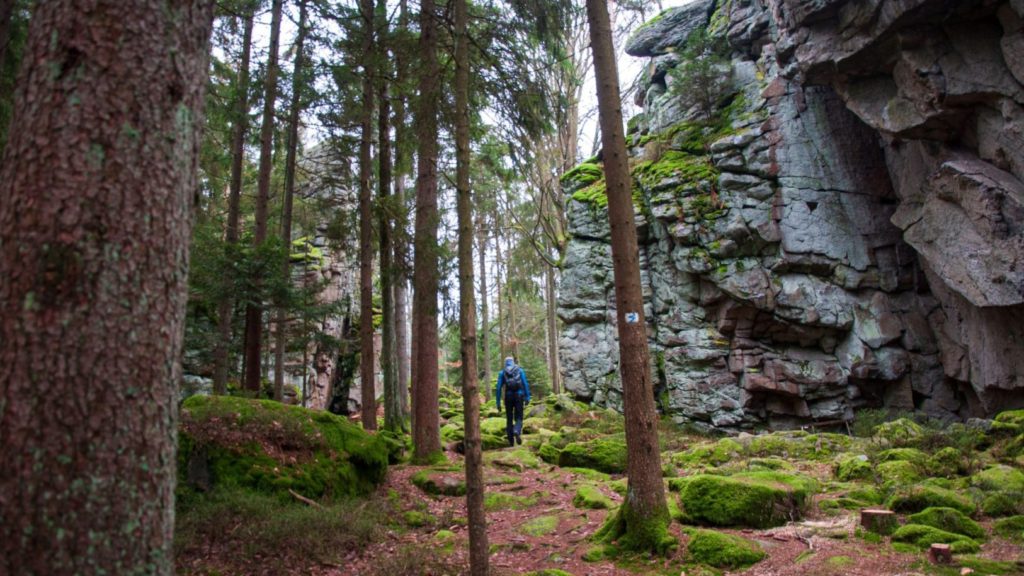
558, 0, 1024, 429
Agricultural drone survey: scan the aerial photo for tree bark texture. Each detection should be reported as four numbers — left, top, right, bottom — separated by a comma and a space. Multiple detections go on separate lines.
213, 5, 255, 396
358, 0, 377, 430
454, 0, 489, 571
273, 0, 309, 402
477, 220, 491, 400
0, 1, 214, 573
411, 0, 442, 462
585, 0, 669, 549
243, 0, 284, 393
495, 235, 506, 361
393, 0, 411, 420
378, 10, 401, 432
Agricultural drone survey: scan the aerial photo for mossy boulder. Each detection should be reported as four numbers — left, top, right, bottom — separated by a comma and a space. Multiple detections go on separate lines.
971, 465, 1024, 493
991, 410, 1024, 436
487, 448, 541, 471
538, 441, 562, 464
887, 485, 973, 515
982, 492, 1022, 517
573, 484, 614, 509
485, 492, 539, 511
411, 469, 466, 496
677, 474, 810, 528
908, 507, 986, 540
558, 437, 627, 473
685, 529, 765, 569
928, 446, 963, 477
877, 460, 923, 488
746, 431, 849, 460
891, 524, 980, 553
673, 438, 743, 468
873, 418, 923, 446
993, 515, 1024, 541
834, 454, 872, 481
877, 448, 929, 467
178, 395, 388, 499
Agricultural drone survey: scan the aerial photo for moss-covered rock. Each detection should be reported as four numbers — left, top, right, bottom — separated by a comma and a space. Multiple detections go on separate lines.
520, 515, 560, 537
685, 529, 765, 569
558, 437, 627, 473
677, 474, 809, 528
873, 418, 923, 446
908, 507, 986, 540
538, 441, 562, 464
411, 469, 466, 497
992, 410, 1024, 436
573, 484, 614, 509
487, 448, 541, 470
982, 492, 1022, 517
178, 395, 388, 499
971, 465, 1024, 493
993, 515, 1024, 541
887, 485, 974, 515
877, 448, 929, 467
891, 524, 980, 553
673, 438, 743, 468
928, 446, 963, 477
834, 454, 872, 481
877, 460, 923, 488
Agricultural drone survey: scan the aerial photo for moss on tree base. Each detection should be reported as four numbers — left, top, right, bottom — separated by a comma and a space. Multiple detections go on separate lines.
594, 499, 675, 554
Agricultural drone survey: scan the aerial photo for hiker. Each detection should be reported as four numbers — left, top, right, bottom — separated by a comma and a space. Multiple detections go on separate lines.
496, 356, 531, 446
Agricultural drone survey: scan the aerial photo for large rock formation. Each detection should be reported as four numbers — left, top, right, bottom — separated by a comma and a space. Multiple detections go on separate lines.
558, 0, 1024, 430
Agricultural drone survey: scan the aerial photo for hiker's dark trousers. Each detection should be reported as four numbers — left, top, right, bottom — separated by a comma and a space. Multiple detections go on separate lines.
505, 394, 524, 445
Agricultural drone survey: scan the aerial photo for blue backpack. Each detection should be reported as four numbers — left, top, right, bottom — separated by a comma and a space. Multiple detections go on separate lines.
503, 367, 523, 397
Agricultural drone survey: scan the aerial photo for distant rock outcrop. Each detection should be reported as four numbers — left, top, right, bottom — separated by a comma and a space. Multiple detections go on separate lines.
558, 0, 1024, 430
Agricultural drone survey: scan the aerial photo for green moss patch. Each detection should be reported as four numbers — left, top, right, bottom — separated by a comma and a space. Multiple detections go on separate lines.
677, 474, 808, 528
887, 485, 973, 515
673, 438, 743, 469
971, 465, 1024, 493
487, 448, 541, 470
685, 529, 765, 569
558, 437, 627, 473
485, 491, 540, 511
520, 515, 560, 537
411, 469, 467, 497
908, 507, 985, 540
178, 395, 388, 500
982, 492, 1021, 517
573, 484, 614, 509
402, 509, 436, 527
873, 418, 924, 446
993, 515, 1024, 541
891, 524, 980, 553
877, 460, 922, 488
877, 448, 929, 467
834, 454, 872, 481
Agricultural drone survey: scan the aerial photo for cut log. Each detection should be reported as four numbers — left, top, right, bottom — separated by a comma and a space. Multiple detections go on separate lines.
928, 543, 952, 565
860, 509, 897, 535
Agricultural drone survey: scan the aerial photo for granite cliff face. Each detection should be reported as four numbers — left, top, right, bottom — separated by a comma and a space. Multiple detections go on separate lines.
558, 0, 1024, 430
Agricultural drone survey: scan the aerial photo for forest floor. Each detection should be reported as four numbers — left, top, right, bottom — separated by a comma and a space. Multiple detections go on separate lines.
333, 444, 1023, 576
175, 395, 1024, 576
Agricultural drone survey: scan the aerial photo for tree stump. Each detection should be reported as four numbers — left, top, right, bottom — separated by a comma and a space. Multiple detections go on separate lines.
928, 543, 953, 564
860, 509, 897, 535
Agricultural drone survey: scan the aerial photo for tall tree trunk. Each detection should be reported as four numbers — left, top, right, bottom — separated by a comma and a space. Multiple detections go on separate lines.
585, 0, 669, 552
358, 0, 377, 430
495, 235, 505, 361
0, 0, 14, 76
242, 0, 284, 393
545, 259, 561, 394
411, 0, 441, 462
455, 0, 488, 570
213, 6, 253, 395
393, 0, 411, 420
0, 0, 214, 572
273, 0, 309, 402
505, 232, 519, 360
477, 220, 491, 400
378, 3, 401, 432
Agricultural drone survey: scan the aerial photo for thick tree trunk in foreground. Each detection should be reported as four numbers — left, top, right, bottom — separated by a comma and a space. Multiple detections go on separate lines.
0, 1, 214, 572
274, 0, 309, 402
411, 0, 442, 462
358, 0, 377, 429
243, 0, 284, 393
454, 0, 488, 571
478, 221, 491, 400
585, 0, 669, 552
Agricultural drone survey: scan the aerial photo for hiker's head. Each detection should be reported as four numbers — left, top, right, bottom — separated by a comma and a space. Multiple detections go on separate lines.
504, 357, 515, 369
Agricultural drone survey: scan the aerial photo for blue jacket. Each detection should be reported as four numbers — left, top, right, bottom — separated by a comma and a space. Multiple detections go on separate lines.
496, 365, 530, 406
